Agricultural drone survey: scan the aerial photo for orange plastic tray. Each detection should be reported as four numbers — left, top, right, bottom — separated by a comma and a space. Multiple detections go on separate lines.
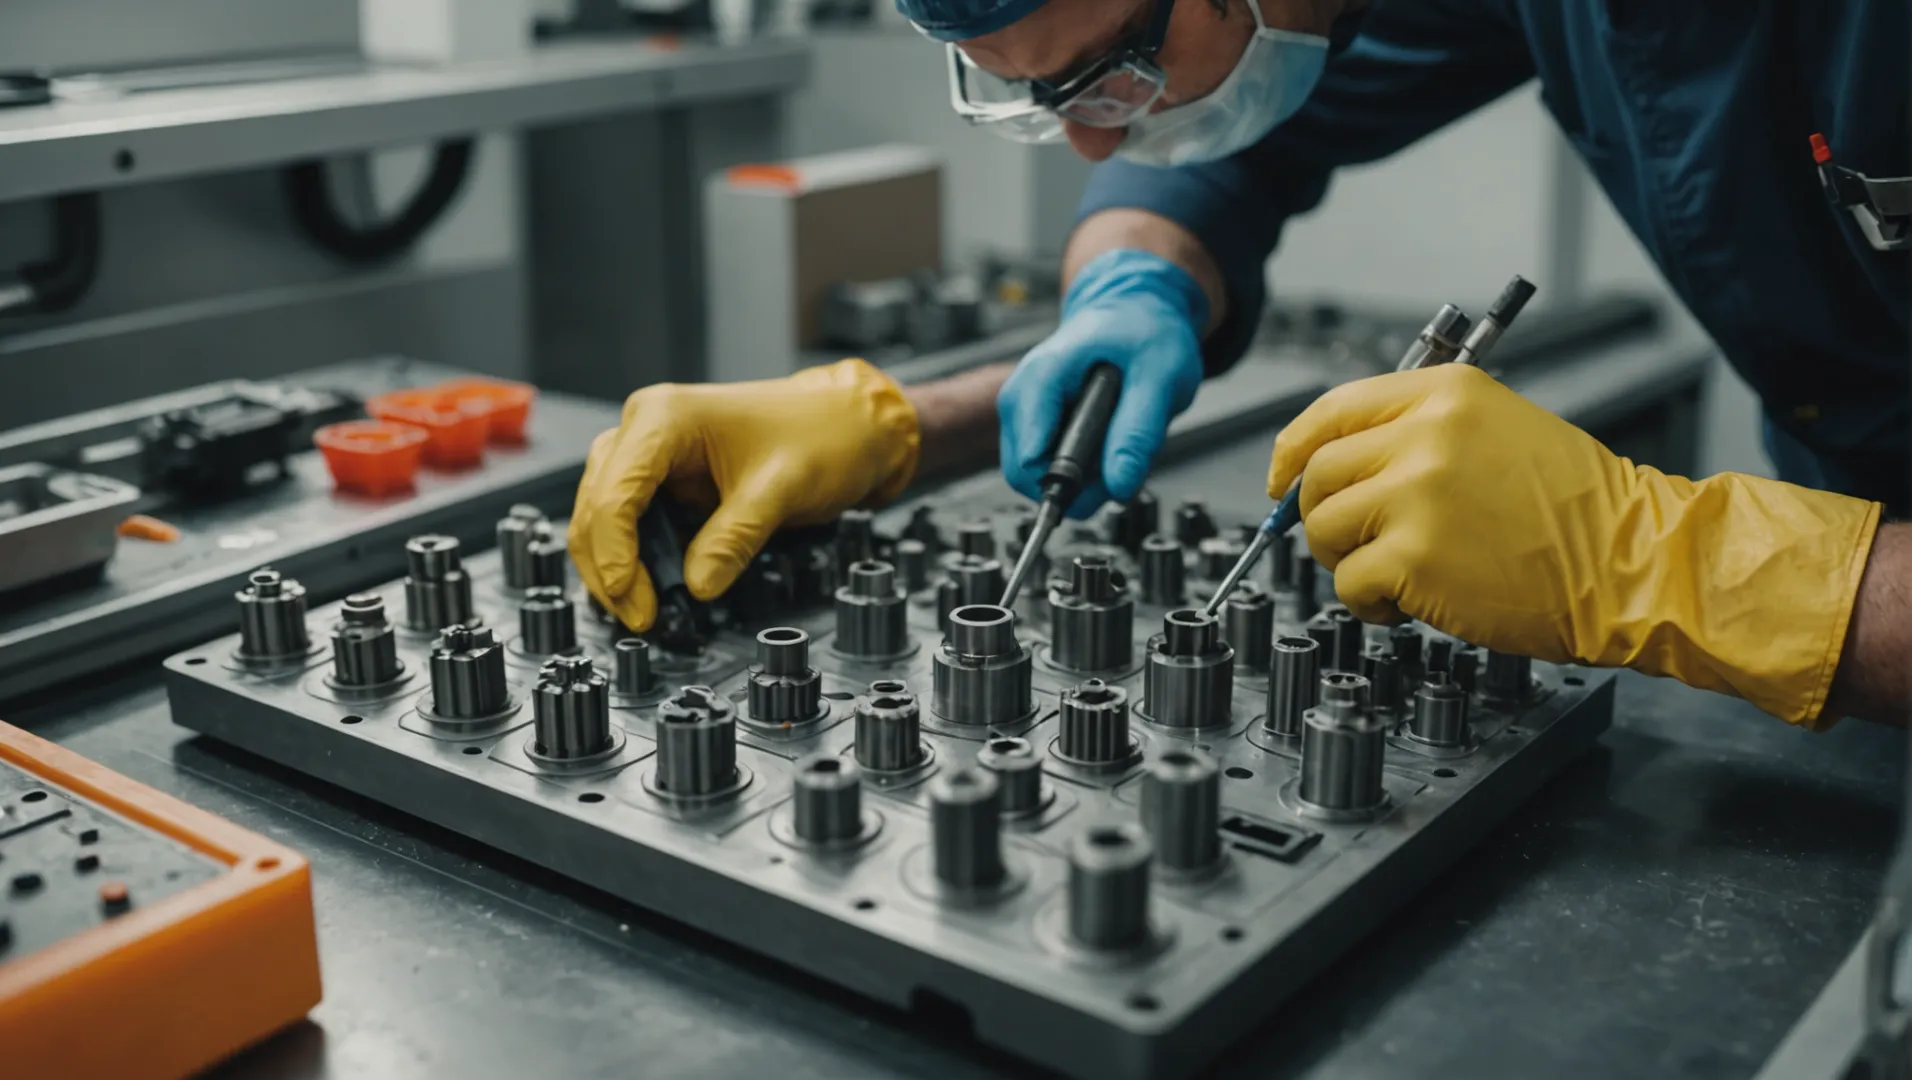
314, 419, 428, 497
365, 388, 491, 469
0, 722, 322, 1080
435, 377, 536, 445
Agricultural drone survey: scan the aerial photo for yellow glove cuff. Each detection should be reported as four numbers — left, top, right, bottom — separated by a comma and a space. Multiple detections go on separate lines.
1614, 468, 1880, 729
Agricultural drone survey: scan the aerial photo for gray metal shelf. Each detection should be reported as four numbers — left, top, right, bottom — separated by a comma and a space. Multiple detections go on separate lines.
0, 36, 809, 203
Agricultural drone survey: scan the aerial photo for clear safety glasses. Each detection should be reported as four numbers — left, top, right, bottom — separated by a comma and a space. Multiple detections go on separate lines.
940, 0, 1176, 144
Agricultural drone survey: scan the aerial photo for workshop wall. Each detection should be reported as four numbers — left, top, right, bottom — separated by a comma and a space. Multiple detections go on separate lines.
785, 28, 1094, 262
0, 0, 359, 72
0, 0, 529, 429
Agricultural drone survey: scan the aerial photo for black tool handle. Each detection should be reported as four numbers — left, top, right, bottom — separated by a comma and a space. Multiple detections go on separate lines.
1488, 276, 1538, 328
1041, 363, 1124, 500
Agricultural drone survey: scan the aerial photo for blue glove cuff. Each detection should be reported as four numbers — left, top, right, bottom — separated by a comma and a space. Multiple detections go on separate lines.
1062, 248, 1211, 332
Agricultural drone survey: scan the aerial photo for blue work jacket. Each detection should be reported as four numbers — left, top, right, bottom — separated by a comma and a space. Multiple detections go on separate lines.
1080, 0, 1909, 512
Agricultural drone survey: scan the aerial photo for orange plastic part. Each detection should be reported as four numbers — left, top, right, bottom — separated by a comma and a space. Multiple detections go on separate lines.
313, 420, 428, 497
0, 721, 322, 1080
118, 515, 181, 543
725, 163, 803, 192
365, 388, 491, 469
436, 376, 537, 444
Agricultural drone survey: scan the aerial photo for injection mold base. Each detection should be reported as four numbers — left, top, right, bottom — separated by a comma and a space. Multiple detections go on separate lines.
162, 493, 1613, 1080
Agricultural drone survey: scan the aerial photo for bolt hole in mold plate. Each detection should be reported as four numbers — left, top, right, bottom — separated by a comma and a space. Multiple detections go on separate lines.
161, 498, 1616, 1080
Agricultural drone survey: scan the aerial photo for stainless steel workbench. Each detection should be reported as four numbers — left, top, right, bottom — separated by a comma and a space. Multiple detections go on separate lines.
9, 321, 1877, 1080
15, 544, 1895, 1080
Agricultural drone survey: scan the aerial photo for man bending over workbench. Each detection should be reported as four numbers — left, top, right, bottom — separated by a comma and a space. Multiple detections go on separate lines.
570, 0, 1909, 729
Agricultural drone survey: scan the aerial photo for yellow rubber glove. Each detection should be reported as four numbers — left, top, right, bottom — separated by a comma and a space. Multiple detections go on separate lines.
1268, 364, 1881, 728
570, 358, 920, 631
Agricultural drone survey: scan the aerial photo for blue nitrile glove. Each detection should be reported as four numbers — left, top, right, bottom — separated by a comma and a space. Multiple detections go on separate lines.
998, 248, 1209, 519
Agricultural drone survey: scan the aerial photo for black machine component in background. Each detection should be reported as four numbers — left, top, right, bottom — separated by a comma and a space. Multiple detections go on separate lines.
138, 393, 299, 499
135, 385, 359, 502
283, 140, 476, 264
0, 192, 102, 319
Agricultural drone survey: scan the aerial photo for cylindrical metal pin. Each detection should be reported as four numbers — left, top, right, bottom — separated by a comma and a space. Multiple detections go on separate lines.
1389, 625, 1425, 685
614, 637, 656, 697
1222, 583, 1275, 672
747, 627, 822, 725
957, 520, 996, 561
854, 682, 924, 771
236, 568, 310, 660
1450, 650, 1479, 695
1291, 549, 1320, 620
1143, 610, 1235, 729
895, 539, 931, 592
834, 560, 910, 658
524, 527, 569, 589
332, 593, 399, 686
429, 625, 509, 719
404, 535, 475, 632
1058, 680, 1132, 765
1267, 530, 1296, 591
655, 686, 738, 797
1138, 534, 1184, 606
835, 509, 875, 573
1197, 535, 1245, 581
1410, 672, 1469, 747
1299, 673, 1386, 814
1141, 749, 1222, 872
1048, 555, 1134, 672
1174, 499, 1217, 549
929, 766, 1005, 890
531, 655, 612, 760
1360, 648, 1404, 715
1483, 650, 1532, 705
1067, 822, 1154, 951
1107, 490, 1159, 555
518, 585, 577, 656
1265, 635, 1321, 738
1328, 608, 1365, 673
792, 754, 863, 844
977, 737, 1043, 815
497, 505, 546, 589
932, 605, 1033, 726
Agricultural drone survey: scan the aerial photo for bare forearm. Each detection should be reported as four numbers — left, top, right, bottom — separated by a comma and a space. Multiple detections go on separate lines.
1826, 523, 1912, 726
904, 361, 1012, 480
1066, 209, 1229, 336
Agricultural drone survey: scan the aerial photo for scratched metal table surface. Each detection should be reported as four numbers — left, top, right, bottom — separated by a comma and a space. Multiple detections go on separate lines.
10, 650, 1900, 1080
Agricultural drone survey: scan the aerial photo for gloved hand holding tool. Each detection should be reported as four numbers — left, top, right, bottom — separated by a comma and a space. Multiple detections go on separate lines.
1269, 363, 1881, 727
569, 359, 920, 632
998, 247, 1210, 520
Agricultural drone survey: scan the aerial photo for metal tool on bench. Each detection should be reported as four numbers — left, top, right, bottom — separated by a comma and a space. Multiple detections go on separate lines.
999, 363, 1124, 607
1200, 276, 1539, 620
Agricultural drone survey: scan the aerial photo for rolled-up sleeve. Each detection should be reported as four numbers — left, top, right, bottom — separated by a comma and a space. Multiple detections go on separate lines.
1076, 0, 1540, 373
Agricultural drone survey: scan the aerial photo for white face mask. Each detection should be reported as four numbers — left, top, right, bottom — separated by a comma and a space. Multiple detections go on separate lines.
1115, 0, 1330, 168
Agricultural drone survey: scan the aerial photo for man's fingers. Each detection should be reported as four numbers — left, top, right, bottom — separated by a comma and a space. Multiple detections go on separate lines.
569, 429, 619, 612
600, 561, 659, 632
582, 420, 683, 602
1330, 538, 1410, 627
1100, 366, 1179, 504
682, 470, 793, 600
1296, 423, 1400, 519
1000, 328, 1099, 497
1300, 473, 1393, 573
1268, 368, 1443, 498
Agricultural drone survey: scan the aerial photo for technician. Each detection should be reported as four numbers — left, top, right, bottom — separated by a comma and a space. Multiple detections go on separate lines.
571, 0, 1908, 729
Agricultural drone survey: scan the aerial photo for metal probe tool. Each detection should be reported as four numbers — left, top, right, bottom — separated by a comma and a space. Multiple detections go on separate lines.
999, 363, 1124, 606
1199, 276, 1538, 618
